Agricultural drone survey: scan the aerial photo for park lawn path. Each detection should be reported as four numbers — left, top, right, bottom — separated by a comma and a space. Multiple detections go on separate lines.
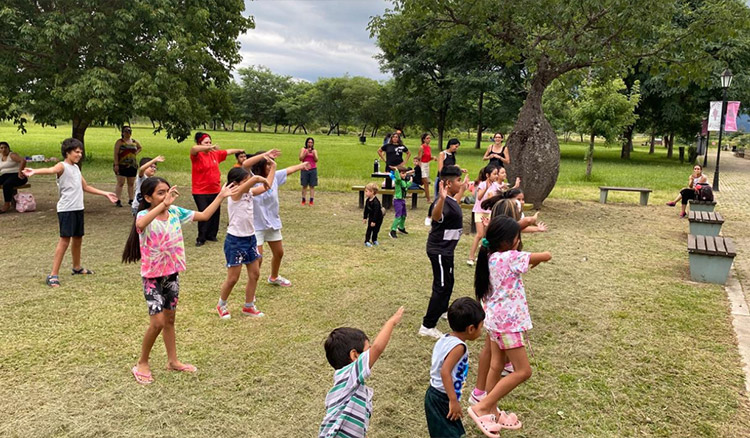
0, 181, 749, 437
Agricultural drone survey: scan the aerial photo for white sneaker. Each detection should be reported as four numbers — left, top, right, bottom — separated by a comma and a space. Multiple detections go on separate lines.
418, 325, 443, 339
466, 259, 475, 266
440, 312, 448, 320
424, 217, 432, 226
268, 276, 292, 287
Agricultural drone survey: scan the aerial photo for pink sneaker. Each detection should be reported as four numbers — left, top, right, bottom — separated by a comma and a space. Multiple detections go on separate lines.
241, 305, 265, 317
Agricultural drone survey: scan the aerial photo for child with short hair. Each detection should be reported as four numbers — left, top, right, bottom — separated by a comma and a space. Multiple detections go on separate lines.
363, 182, 383, 247
22, 138, 118, 287
418, 165, 469, 339
425, 297, 485, 438
388, 165, 414, 239
132, 155, 164, 216
467, 216, 551, 437
216, 166, 271, 319
320, 307, 404, 438
122, 177, 236, 384
233, 151, 247, 168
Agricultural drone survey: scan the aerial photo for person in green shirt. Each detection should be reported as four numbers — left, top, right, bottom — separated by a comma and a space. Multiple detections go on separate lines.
389, 165, 415, 239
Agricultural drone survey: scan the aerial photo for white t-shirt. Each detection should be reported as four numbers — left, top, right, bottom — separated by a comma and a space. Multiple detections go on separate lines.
429, 334, 468, 400
132, 174, 146, 213
253, 169, 287, 231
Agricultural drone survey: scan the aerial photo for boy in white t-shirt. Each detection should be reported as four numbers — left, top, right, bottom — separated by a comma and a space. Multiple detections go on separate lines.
425, 297, 485, 438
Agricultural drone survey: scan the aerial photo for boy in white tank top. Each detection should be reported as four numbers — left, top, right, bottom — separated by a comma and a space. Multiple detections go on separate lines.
22, 138, 117, 288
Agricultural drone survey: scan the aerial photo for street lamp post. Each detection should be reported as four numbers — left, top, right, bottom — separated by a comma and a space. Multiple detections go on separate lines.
712, 69, 733, 191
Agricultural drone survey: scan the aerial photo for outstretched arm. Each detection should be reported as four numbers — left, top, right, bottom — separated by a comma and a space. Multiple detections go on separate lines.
243, 149, 281, 170
250, 161, 276, 196
22, 162, 64, 178
136, 186, 177, 231
193, 183, 237, 221
284, 162, 310, 176
81, 176, 118, 203
368, 306, 404, 368
529, 251, 552, 268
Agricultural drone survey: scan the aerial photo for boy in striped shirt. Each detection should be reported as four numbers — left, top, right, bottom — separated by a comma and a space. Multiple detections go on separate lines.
320, 307, 404, 438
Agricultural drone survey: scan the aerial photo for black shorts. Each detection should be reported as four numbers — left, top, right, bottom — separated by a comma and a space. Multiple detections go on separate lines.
300, 168, 318, 187
58, 210, 84, 237
117, 166, 137, 178
143, 273, 180, 315
424, 386, 465, 437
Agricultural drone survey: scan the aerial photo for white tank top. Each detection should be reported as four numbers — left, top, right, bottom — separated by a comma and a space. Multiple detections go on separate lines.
56, 162, 84, 212
227, 192, 256, 237
0, 155, 20, 175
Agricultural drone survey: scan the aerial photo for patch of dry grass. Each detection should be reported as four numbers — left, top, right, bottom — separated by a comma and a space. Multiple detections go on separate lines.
1, 183, 749, 437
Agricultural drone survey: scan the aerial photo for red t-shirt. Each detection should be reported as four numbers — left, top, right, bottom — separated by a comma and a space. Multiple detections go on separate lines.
190, 149, 228, 194
420, 144, 432, 162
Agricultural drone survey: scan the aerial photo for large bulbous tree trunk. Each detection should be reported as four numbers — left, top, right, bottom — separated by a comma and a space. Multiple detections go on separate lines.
505, 75, 559, 209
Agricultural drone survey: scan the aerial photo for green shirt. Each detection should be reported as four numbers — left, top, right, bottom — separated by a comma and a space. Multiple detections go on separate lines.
391, 171, 409, 200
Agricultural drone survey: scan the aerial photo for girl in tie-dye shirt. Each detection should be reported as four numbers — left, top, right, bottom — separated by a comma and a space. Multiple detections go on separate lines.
466, 216, 551, 432
122, 176, 235, 385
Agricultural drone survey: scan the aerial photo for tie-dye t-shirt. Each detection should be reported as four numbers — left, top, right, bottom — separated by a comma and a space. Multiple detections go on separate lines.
137, 206, 195, 278
483, 250, 532, 333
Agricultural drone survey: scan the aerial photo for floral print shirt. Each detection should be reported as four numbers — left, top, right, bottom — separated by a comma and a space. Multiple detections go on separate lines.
483, 250, 532, 333
137, 206, 195, 278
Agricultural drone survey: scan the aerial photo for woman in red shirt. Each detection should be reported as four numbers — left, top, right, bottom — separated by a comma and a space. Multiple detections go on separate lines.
417, 133, 437, 203
190, 132, 243, 246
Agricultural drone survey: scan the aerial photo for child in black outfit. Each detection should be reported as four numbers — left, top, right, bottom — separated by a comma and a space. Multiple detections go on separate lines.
363, 182, 384, 247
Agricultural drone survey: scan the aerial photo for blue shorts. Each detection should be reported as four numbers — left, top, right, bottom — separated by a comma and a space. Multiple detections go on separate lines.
224, 234, 261, 267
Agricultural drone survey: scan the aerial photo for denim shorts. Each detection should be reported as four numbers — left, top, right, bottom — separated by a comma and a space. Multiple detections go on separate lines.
224, 233, 261, 267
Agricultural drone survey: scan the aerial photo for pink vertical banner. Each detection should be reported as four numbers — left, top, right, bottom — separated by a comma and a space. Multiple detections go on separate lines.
724, 101, 741, 132
701, 118, 708, 136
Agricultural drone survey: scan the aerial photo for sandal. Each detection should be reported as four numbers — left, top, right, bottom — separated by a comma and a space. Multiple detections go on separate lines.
46, 275, 60, 288
131, 365, 154, 385
496, 411, 523, 430
72, 267, 94, 275
666, 201, 676, 207
166, 363, 198, 373
467, 407, 502, 438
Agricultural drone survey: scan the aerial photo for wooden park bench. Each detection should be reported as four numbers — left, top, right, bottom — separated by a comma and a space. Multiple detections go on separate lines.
352, 185, 424, 210
688, 211, 724, 236
599, 186, 652, 206
687, 234, 736, 284
688, 199, 716, 212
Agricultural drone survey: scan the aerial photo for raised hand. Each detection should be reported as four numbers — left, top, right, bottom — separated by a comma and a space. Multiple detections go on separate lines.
438, 180, 448, 200
260, 177, 271, 190
389, 306, 405, 326
536, 221, 548, 232
164, 186, 180, 207
219, 182, 237, 198
513, 177, 521, 188
155, 155, 165, 163
266, 149, 281, 159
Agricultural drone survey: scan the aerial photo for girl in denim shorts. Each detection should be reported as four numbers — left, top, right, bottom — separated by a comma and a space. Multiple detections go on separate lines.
466, 216, 551, 434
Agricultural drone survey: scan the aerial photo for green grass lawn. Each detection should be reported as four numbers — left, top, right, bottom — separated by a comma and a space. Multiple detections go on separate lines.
1, 123, 748, 437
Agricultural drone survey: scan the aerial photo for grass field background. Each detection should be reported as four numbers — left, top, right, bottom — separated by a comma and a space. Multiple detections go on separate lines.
1, 123, 748, 437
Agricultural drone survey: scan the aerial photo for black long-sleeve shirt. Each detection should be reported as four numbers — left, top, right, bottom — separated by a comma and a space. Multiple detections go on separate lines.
364, 196, 384, 223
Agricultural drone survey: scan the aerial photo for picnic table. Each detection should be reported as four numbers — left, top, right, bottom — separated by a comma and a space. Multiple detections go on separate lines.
372, 172, 395, 208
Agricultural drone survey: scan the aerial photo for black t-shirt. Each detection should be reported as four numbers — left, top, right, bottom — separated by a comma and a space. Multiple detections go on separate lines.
426, 197, 463, 256
413, 164, 422, 184
380, 143, 409, 167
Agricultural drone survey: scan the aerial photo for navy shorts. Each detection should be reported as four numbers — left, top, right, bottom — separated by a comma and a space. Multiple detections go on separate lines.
58, 210, 84, 237
143, 273, 179, 315
224, 234, 261, 267
300, 168, 318, 187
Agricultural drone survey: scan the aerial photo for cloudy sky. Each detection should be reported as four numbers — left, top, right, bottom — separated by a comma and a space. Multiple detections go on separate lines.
237, 0, 392, 81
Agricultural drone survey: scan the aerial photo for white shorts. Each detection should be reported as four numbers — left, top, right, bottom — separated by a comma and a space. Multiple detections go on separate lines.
255, 228, 283, 246
419, 162, 430, 182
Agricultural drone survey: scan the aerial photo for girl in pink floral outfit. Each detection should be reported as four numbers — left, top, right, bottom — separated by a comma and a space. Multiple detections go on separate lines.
466, 216, 551, 437
122, 176, 235, 385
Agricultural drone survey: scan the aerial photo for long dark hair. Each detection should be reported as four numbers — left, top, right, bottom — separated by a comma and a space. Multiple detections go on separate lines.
122, 177, 171, 263
474, 164, 498, 187
250, 151, 269, 178
475, 216, 521, 303
304, 137, 315, 149
228, 166, 249, 185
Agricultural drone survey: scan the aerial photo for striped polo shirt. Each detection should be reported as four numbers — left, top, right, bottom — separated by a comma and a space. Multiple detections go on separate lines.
319, 350, 372, 438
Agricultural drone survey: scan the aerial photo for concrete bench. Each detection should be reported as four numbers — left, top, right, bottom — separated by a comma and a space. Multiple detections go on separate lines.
599, 186, 652, 205
688, 199, 716, 212
687, 234, 736, 284
688, 211, 724, 236
352, 185, 423, 210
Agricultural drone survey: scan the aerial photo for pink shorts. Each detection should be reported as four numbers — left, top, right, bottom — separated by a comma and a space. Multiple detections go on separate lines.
488, 330, 526, 350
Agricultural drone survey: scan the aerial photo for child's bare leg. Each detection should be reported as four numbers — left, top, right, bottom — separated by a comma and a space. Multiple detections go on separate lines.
220, 266, 242, 301
473, 343, 532, 417
126, 177, 135, 201
469, 220, 485, 261
474, 335, 492, 392
51, 237, 71, 276
267, 240, 284, 279
256, 244, 265, 270
301, 186, 307, 201
244, 261, 261, 303
162, 309, 186, 369
422, 178, 431, 202
71, 236, 83, 270
137, 311, 166, 375
484, 344, 507, 396
115, 175, 125, 201
309, 186, 315, 200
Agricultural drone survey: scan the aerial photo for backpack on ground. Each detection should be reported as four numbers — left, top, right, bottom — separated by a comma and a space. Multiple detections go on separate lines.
14, 192, 36, 212
695, 183, 714, 202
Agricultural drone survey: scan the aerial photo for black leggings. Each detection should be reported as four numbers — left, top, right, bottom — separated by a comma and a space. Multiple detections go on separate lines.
193, 193, 220, 243
365, 219, 382, 243
422, 253, 455, 329
0, 172, 28, 203
680, 188, 695, 205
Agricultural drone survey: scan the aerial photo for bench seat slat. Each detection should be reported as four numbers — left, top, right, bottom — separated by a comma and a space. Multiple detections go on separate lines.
697, 235, 706, 252
598, 186, 652, 192
715, 237, 726, 255
688, 234, 696, 251
706, 236, 716, 253
688, 211, 697, 220
724, 238, 737, 257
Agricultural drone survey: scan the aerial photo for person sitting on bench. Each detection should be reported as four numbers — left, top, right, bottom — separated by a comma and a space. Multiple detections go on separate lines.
666, 164, 708, 218
0, 142, 28, 213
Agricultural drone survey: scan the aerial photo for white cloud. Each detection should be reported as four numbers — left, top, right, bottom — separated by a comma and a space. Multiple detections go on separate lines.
237, 0, 392, 81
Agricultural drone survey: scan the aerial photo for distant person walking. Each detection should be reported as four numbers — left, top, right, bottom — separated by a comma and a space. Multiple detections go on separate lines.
299, 137, 319, 206
190, 132, 244, 246
113, 126, 142, 208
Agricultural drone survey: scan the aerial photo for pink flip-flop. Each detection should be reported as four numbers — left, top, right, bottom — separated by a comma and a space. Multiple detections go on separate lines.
467, 407, 502, 438
166, 363, 198, 373
131, 366, 153, 385
496, 410, 523, 430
